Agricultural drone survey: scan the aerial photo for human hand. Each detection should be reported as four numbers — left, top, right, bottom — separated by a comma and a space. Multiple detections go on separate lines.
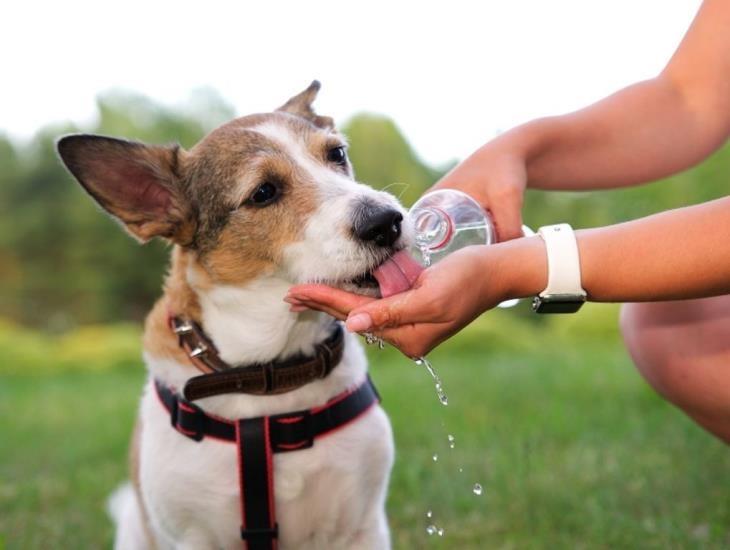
286, 239, 546, 357
432, 136, 529, 242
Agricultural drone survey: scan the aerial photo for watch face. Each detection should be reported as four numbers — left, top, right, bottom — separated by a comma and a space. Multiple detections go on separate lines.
532, 296, 585, 314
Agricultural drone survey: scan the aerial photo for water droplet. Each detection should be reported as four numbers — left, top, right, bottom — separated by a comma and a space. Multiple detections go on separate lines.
416, 241, 433, 267
363, 332, 386, 349
426, 525, 437, 536
414, 357, 449, 406
447, 434, 455, 449
426, 509, 433, 519
432, 453, 438, 462
472, 483, 483, 496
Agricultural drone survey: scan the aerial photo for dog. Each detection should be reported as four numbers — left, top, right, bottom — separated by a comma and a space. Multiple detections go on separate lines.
57, 81, 413, 549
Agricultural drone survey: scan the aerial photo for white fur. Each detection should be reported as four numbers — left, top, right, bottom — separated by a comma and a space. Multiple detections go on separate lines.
109, 483, 149, 549
113, 118, 410, 549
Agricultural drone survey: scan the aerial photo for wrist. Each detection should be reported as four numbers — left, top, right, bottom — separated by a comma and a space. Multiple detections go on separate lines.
500, 119, 554, 185
483, 236, 548, 302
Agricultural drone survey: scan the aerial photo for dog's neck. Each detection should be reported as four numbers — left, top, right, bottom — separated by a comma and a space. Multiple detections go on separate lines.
145, 248, 334, 372
193, 276, 333, 366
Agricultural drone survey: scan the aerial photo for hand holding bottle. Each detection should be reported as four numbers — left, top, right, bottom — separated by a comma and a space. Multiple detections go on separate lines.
431, 136, 530, 242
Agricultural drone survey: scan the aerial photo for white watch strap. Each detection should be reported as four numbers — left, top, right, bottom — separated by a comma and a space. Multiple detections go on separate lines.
537, 224, 586, 298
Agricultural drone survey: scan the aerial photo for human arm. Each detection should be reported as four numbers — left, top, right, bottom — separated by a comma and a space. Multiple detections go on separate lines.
440, 0, 730, 240
287, 196, 730, 357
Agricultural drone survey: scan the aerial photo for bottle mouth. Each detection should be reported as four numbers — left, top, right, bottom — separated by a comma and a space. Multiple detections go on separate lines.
413, 206, 453, 251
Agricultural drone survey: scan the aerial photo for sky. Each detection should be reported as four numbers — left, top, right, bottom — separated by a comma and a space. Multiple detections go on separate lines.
2, 0, 702, 166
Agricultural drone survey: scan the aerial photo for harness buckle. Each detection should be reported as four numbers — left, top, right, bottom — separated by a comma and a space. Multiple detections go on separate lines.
171, 396, 205, 442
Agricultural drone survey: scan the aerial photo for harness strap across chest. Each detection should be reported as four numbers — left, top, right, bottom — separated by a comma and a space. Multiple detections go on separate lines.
154, 376, 380, 550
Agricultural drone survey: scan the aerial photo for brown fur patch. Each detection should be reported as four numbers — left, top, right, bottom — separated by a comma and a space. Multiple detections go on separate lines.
143, 248, 203, 363
199, 148, 320, 285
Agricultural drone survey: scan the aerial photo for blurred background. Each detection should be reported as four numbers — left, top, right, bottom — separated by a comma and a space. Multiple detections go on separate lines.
2, 1, 729, 548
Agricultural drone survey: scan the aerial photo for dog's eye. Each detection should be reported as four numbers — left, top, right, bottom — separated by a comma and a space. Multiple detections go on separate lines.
327, 146, 347, 165
248, 182, 279, 206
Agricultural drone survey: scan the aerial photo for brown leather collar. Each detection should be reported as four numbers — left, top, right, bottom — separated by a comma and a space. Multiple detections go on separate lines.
169, 316, 345, 401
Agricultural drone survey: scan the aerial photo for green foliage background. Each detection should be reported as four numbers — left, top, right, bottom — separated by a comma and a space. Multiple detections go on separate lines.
1, 89, 729, 329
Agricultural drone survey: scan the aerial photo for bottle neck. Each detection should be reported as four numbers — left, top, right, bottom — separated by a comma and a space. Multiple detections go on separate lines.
413, 206, 454, 251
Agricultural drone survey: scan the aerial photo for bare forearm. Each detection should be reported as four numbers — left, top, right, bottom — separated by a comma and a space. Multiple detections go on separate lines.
578, 197, 730, 301
495, 196, 730, 303
503, 76, 728, 191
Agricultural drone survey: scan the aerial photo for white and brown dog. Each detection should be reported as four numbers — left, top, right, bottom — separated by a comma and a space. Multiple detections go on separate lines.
57, 82, 414, 549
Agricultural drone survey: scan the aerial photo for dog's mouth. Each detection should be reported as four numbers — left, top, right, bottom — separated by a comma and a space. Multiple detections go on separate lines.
337, 250, 424, 298
348, 270, 379, 289
336, 264, 384, 298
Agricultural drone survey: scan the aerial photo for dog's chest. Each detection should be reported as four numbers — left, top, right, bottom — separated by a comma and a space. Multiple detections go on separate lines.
138, 381, 393, 549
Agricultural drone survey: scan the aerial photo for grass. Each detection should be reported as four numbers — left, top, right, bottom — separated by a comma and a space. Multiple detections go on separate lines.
1, 306, 729, 549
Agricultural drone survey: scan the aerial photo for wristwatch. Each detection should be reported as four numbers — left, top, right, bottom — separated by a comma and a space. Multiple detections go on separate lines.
532, 224, 587, 314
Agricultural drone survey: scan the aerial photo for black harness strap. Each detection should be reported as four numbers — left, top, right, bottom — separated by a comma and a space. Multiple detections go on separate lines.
154, 377, 380, 549
236, 418, 277, 549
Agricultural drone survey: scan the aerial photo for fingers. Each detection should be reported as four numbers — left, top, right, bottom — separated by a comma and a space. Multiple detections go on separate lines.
344, 286, 440, 333
373, 321, 452, 358
287, 285, 453, 358
288, 284, 434, 333
286, 298, 347, 320
489, 186, 525, 241
286, 284, 375, 320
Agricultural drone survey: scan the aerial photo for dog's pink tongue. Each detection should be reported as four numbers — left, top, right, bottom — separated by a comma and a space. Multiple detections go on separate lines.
373, 250, 424, 298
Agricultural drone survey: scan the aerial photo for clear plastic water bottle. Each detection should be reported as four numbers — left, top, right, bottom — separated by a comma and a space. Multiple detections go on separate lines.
373, 189, 532, 301
409, 189, 496, 267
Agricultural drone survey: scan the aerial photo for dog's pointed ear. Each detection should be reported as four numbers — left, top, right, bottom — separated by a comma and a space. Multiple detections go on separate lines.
277, 80, 334, 129
57, 134, 196, 245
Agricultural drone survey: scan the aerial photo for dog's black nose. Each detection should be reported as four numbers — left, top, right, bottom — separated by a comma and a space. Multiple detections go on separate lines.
354, 207, 403, 247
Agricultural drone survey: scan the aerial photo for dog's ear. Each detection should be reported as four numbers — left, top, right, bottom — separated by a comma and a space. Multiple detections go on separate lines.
57, 134, 196, 245
277, 80, 334, 129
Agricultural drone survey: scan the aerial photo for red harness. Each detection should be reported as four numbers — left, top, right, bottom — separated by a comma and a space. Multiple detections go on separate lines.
154, 376, 380, 550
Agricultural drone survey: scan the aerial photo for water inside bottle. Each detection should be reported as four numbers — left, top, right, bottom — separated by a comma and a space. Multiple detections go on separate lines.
411, 213, 491, 267
409, 189, 495, 268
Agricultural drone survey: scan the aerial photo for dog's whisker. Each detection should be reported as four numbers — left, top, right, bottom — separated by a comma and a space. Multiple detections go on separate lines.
379, 181, 409, 194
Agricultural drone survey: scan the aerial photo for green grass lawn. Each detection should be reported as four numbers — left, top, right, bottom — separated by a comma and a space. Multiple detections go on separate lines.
1, 306, 728, 549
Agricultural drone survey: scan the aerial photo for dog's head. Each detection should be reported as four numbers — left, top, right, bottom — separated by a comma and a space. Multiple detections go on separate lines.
57, 81, 411, 296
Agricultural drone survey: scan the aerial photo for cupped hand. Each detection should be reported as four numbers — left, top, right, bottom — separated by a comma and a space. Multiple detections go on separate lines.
432, 139, 529, 242
285, 245, 506, 358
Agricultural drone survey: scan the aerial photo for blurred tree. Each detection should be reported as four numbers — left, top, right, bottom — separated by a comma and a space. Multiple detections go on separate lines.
0, 90, 235, 328
343, 114, 449, 206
